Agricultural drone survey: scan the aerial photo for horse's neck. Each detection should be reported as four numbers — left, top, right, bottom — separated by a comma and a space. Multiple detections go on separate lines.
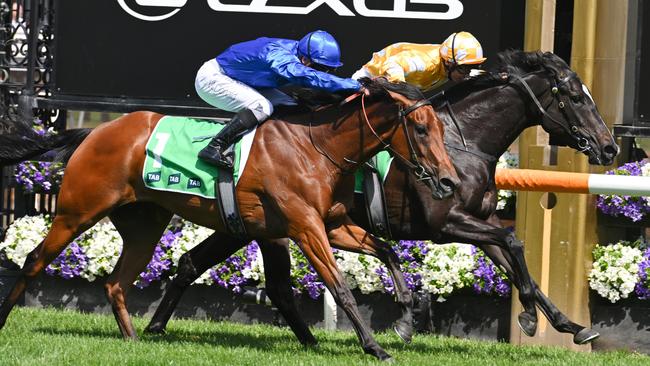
313, 100, 399, 170
445, 87, 532, 159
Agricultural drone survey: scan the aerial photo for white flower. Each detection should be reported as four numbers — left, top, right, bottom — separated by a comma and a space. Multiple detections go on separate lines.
0, 215, 50, 267
420, 243, 475, 299
589, 242, 643, 303
335, 251, 386, 294
496, 151, 518, 210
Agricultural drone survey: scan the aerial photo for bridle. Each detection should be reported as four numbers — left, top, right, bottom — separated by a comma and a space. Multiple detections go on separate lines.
360, 94, 439, 186
510, 70, 597, 160
308, 92, 442, 195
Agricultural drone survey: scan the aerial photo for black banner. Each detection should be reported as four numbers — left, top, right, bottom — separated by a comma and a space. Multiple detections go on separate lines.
53, 0, 524, 102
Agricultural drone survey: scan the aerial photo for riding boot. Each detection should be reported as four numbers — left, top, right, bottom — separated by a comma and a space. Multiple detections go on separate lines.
198, 109, 260, 168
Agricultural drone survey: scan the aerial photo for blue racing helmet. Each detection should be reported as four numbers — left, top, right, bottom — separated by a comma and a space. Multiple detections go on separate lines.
297, 30, 344, 68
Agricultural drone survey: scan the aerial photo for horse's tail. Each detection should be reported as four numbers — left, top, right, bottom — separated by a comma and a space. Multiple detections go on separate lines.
0, 124, 92, 166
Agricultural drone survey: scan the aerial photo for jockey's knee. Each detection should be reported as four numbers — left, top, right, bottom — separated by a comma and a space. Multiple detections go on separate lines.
249, 100, 273, 120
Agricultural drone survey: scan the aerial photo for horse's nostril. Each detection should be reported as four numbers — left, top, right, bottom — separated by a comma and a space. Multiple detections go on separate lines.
603, 144, 619, 157
440, 178, 456, 192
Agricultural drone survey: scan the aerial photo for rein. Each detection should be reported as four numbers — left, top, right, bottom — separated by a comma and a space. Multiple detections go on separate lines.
511, 72, 595, 157
360, 94, 439, 184
428, 92, 498, 164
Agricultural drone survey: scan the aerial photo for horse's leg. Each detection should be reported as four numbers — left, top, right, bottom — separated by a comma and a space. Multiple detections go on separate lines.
442, 209, 538, 337
105, 203, 173, 340
145, 232, 243, 334
292, 218, 391, 361
479, 244, 599, 344
479, 214, 599, 344
328, 217, 413, 343
257, 239, 318, 346
0, 213, 102, 330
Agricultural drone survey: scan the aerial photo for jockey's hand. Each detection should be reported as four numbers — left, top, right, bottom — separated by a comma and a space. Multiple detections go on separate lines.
361, 86, 371, 96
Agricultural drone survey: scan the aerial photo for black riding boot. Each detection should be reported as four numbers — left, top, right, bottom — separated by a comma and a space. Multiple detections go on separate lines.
198, 109, 259, 168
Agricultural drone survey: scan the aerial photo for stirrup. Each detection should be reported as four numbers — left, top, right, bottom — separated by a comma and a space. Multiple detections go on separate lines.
198, 145, 233, 169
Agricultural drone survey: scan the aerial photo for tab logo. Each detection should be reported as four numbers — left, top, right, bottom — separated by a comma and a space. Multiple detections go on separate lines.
168, 173, 181, 185
146, 172, 162, 183
119, 0, 464, 21
187, 178, 202, 189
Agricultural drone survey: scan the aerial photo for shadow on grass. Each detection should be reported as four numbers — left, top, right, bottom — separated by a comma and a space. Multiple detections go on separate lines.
32, 326, 356, 356
32, 325, 557, 361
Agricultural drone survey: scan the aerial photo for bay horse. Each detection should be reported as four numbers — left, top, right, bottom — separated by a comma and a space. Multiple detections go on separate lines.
0, 78, 460, 361
143, 51, 616, 345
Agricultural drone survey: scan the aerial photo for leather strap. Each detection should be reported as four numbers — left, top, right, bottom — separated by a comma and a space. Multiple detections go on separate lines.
215, 145, 247, 239
362, 156, 392, 239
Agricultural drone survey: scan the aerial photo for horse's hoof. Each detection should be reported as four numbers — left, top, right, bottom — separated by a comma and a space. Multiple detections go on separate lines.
393, 321, 413, 344
378, 352, 394, 363
574, 328, 600, 345
144, 324, 166, 335
517, 312, 537, 337
300, 336, 318, 347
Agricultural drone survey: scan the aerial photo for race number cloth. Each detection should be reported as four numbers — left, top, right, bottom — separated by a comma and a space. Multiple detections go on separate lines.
142, 116, 256, 198
354, 151, 394, 193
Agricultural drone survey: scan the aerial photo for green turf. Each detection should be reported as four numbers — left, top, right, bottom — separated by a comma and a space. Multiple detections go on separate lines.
0, 307, 647, 365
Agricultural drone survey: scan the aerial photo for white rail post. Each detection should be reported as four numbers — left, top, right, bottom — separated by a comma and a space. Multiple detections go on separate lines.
323, 288, 337, 330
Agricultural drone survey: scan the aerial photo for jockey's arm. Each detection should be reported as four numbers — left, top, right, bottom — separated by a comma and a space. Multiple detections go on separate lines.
379, 56, 408, 84
266, 47, 360, 93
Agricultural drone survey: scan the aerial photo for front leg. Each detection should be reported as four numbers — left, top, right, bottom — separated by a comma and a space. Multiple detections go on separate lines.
480, 215, 599, 344
291, 216, 392, 361
442, 208, 538, 337
328, 216, 414, 343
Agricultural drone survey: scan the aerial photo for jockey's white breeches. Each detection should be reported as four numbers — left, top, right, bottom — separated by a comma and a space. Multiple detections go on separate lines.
195, 59, 274, 119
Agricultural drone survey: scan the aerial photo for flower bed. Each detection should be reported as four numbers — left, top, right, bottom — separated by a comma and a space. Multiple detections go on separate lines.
596, 160, 650, 223
588, 239, 650, 303
0, 215, 511, 301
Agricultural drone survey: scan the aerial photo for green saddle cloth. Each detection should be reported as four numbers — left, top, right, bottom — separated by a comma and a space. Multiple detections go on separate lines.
143, 115, 391, 199
142, 116, 249, 199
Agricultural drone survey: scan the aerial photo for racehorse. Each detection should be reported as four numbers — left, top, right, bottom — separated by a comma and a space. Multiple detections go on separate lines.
0, 78, 460, 361
143, 51, 617, 345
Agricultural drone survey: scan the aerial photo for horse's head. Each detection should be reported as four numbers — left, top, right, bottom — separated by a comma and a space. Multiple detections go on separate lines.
360, 78, 460, 199
503, 51, 618, 165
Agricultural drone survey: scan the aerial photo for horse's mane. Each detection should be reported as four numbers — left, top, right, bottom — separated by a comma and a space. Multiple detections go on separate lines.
431, 50, 565, 106
279, 77, 426, 117
360, 77, 425, 101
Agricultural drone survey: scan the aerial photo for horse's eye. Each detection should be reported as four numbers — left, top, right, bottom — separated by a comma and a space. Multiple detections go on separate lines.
415, 124, 427, 135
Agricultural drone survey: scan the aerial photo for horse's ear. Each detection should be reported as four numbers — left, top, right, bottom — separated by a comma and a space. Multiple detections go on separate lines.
384, 89, 411, 107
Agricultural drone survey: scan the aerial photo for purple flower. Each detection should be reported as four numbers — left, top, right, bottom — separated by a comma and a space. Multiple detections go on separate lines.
471, 248, 511, 297
208, 241, 261, 294
596, 161, 650, 222
45, 241, 87, 279
635, 247, 650, 299
134, 229, 181, 288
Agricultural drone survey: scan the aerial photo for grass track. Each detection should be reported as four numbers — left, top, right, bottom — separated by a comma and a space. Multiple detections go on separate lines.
0, 307, 647, 365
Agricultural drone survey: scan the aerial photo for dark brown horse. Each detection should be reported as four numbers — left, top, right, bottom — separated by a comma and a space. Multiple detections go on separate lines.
143, 51, 616, 345
0, 78, 459, 361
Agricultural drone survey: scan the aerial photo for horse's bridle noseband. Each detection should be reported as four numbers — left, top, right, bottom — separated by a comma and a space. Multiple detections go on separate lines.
511, 71, 597, 160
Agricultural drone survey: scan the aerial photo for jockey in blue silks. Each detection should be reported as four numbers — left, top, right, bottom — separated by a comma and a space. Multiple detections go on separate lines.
196, 30, 361, 168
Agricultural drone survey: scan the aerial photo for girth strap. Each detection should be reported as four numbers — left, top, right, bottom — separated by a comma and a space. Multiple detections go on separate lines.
215, 145, 247, 239
361, 156, 392, 239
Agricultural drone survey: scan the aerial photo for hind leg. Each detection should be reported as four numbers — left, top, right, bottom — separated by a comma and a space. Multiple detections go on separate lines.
258, 239, 317, 346
105, 203, 173, 339
0, 213, 101, 330
145, 232, 243, 334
